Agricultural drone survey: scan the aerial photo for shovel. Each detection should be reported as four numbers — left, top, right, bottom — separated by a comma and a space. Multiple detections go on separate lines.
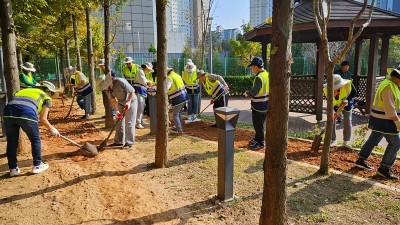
97, 109, 126, 151
184, 91, 227, 124
64, 95, 76, 119
60, 135, 98, 156
311, 100, 348, 153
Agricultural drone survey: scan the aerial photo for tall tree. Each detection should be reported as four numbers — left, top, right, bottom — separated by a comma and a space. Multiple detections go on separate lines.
86, 4, 96, 113
155, 0, 169, 167
0, 0, 20, 100
103, 0, 114, 128
72, 14, 82, 71
313, 0, 375, 174
259, 0, 294, 224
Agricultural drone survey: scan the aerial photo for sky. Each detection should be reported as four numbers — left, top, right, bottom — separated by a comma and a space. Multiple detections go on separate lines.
211, 0, 250, 30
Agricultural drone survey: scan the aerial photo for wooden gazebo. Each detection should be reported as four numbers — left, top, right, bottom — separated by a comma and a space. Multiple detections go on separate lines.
245, 0, 400, 120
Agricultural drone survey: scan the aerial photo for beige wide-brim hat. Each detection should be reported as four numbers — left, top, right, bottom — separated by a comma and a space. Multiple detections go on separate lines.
98, 59, 105, 66
185, 62, 196, 73
142, 62, 154, 71
42, 81, 57, 93
21, 62, 36, 72
100, 74, 113, 91
324, 74, 348, 90
125, 57, 133, 64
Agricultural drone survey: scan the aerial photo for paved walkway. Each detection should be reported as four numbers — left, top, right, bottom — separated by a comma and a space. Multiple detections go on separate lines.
199, 97, 387, 147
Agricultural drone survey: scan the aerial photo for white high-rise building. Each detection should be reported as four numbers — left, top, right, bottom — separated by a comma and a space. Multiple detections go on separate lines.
109, 0, 209, 54
250, 0, 273, 28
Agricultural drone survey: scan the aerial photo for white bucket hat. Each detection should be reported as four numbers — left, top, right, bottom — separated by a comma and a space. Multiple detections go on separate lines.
100, 73, 113, 91
185, 59, 196, 73
21, 62, 36, 72
141, 62, 153, 71
324, 74, 349, 90
124, 57, 133, 64
42, 81, 56, 93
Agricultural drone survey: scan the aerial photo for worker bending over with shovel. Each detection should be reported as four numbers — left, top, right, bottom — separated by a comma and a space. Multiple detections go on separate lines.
3, 83, 60, 176
197, 70, 229, 127
323, 74, 357, 147
167, 68, 189, 134
69, 66, 93, 119
100, 72, 138, 149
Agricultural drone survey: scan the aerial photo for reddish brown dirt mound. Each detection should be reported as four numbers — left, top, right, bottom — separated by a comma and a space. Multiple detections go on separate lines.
183, 120, 400, 189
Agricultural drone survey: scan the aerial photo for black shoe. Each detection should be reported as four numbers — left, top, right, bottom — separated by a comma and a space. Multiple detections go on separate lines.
249, 141, 265, 150
377, 167, 398, 180
123, 143, 133, 149
249, 138, 256, 144
210, 124, 217, 128
354, 158, 374, 170
107, 143, 123, 147
336, 117, 342, 123
81, 114, 90, 119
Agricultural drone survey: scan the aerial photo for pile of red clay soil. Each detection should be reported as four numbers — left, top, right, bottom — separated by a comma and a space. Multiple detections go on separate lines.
183, 120, 400, 189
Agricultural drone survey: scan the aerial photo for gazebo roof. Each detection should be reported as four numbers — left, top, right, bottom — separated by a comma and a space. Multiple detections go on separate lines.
245, 0, 400, 43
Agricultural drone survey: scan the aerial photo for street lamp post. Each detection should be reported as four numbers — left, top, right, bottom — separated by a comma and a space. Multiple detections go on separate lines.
208, 17, 213, 73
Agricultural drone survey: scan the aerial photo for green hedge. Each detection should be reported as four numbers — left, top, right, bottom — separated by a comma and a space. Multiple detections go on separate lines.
223, 75, 254, 96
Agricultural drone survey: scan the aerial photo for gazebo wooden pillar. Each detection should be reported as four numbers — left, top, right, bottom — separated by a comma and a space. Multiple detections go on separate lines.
353, 39, 362, 78
380, 36, 390, 77
315, 40, 324, 121
365, 36, 379, 115
261, 41, 268, 69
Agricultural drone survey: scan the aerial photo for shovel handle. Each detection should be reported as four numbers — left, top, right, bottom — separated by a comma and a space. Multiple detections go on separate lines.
60, 135, 82, 148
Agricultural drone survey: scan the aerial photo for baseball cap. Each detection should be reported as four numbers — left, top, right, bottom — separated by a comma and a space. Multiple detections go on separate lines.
247, 57, 263, 67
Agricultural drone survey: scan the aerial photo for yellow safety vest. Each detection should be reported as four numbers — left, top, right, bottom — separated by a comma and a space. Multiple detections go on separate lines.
168, 71, 185, 95
123, 64, 140, 81
167, 71, 188, 106
323, 80, 352, 106
374, 78, 400, 109
203, 73, 223, 99
182, 70, 199, 87
74, 71, 89, 86
145, 71, 156, 85
251, 70, 270, 112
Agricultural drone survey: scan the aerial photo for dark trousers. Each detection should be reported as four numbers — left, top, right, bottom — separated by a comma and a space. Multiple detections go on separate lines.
212, 93, 229, 125
5, 118, 42, 169
252, 109, 267, 143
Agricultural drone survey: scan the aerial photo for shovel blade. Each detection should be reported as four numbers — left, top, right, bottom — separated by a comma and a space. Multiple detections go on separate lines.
82, 142, 99, 156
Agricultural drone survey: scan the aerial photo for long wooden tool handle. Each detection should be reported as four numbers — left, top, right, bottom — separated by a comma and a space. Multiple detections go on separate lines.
60, 135, 82, 148
105, 109, 126, 141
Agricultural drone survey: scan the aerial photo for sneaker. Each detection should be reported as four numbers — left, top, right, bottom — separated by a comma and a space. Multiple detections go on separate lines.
192, 118, 201, 122
249, 141, 265, 150
377, 167, 399, 180
136, 124, 145, 129
330, 140, 337, 147
354, 158, 374, 170
249, 138, 256, 144
170, 128, 184, 134
336, 116, 342, 123
81, 114, 90, 119
108, 143, 123, 147
342, 141, 351, 148
123, 143, 133, 149
10, 167, 20, 177
32, 162, 49, 174
141, 121, 150, 126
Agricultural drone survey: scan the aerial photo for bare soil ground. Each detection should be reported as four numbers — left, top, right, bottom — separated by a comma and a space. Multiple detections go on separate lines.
0, 98, 399, 225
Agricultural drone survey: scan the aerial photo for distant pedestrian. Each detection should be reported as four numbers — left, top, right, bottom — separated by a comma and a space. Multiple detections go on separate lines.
69, 67, 93, 119
245, 57, 269, 150
354, 67, 400, 180
197, 70, 229, 127
335, 60, 352, 80
182, 59, 200, 122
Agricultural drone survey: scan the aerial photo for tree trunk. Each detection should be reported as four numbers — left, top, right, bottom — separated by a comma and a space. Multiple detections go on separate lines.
17, 131, 29, 156
64, 38, 71, 67
259, 1, 293, 224
60, 48, 66, 87
72, 14, 82, 71
0, 0, 20, 100
56, 52, 61, 88
319, 63, 335, 174
155, 0, 169, 168
16, 47, 22, 68
86, 6, 96, 114
103, 0, 114, 128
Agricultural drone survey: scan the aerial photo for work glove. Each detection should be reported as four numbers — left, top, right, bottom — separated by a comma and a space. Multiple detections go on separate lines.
125, 101, 131, 110
36, 83, 41, 87
395, 120, 400, 132
210, 99, 215, 105
116, 111, 123, 120
50, 127, 60, 137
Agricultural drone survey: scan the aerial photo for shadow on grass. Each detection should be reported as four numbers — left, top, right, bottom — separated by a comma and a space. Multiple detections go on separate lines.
0, 162, 156, 205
